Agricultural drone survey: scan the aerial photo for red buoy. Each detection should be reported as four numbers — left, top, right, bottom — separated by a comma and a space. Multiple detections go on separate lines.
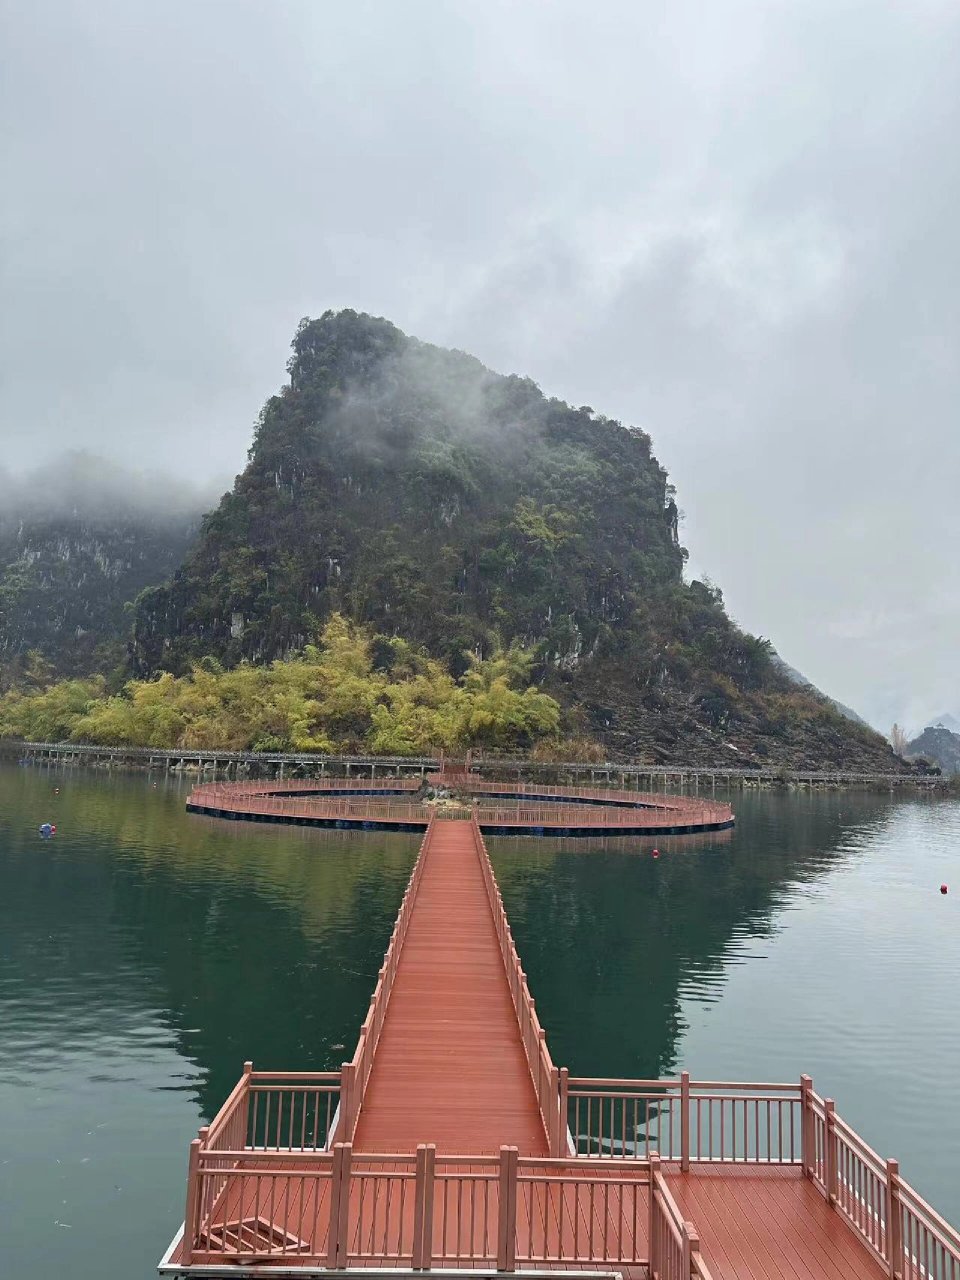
651, 848, 660, 859
50, 825, 57, 835
941, 884, 949, 895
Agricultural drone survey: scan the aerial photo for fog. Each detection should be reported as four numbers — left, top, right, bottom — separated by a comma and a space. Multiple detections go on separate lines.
0, 453, 223, 523
2, 0, 958, 732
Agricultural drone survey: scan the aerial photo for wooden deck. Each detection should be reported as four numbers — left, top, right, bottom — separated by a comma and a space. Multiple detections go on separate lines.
164, 810, 960, 1280
669, 1165, 886, 1280
353, 820, 549, 1155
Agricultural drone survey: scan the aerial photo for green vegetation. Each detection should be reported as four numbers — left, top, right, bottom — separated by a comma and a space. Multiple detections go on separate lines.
0, 616, 560, 754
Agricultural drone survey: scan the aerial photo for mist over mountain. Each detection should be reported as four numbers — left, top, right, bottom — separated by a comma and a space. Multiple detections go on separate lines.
131, 310, 904, 769
0, 455, 215, 678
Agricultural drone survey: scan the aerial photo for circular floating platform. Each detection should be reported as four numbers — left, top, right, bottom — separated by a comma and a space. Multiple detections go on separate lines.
185, 774, 735, 837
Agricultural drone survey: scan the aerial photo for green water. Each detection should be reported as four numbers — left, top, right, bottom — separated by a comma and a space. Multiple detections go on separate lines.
1, 765, 958, 1278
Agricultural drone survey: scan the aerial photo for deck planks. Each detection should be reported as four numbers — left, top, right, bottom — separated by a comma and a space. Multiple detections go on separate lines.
668, 1164, 886, 1280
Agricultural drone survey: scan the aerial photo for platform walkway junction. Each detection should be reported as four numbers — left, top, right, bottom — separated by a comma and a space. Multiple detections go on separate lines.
161, 786, 960, 1280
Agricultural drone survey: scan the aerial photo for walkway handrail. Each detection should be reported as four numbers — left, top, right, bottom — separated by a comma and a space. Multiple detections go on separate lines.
433, 774, 734, 817
339, 819, 436, 1139
182, 1144, 659, 1271
470, 814, 563, 1155
805, 1085, 960, 1276
567, 1075, 804, 1164
649, 1154, 715, 1280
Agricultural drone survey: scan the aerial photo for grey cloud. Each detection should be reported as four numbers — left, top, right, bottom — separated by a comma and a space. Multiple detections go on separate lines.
1, 0, 957, 730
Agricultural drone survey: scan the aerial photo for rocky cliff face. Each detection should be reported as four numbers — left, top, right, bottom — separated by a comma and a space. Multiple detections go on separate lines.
0, 513, 197, 677
128, 310, 906, 769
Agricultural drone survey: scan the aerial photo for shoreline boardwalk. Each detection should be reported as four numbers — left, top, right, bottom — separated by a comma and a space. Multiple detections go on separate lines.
162, 813, 960, 1280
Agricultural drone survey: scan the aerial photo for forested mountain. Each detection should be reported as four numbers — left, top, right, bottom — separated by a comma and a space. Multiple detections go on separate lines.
128, 310, 903, 768
0, 455, 203, 682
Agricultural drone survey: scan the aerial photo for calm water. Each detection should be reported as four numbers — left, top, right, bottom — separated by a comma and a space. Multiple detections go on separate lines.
0, 766, 958, 1278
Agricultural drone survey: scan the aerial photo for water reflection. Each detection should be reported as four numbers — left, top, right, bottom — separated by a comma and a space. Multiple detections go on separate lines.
488, 789, 918, 1079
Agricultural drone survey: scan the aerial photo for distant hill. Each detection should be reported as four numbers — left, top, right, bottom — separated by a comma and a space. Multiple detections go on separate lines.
127, 310, 908, 770
0, 455, 207, 679
906, 723, 960, 775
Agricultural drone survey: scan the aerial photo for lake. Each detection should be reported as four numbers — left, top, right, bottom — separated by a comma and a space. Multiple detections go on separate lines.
0, 763, 957, 1279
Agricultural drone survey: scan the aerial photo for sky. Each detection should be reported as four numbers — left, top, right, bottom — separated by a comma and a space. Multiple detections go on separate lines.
1, 0, 958, 734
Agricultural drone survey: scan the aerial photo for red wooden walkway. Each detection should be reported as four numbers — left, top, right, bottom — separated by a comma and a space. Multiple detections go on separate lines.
164, 812, 960, 1280
352, 820, 549, 1155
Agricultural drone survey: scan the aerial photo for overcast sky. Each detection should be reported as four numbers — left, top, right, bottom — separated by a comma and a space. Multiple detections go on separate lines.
2, 0, 958, 733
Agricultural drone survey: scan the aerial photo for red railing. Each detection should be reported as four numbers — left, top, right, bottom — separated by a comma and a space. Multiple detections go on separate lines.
805, 1087, 960, 1278
182, 1144, 658, 1271
435, 774, 734, 819
649, 1155, 716, 1280
473, 800, 732, 828
471, 814, 563, 1155
192, 778, 421, 799
188, 780, 734, 832
567, 1073, 803, 1165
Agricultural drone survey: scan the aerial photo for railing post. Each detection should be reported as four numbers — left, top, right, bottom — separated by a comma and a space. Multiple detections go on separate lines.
886, 1158, 902, 1279
326, 1142, 352, 1269
824, 1100, 837, 1204
182, 1138, 202, 1265
682, 1222, 699, 1277
340, 1061, 354, 1138
412, 1143, 436, 1270
680, 1071, 691, 1171
497, 1145, 518, 1272
800, 1075, 813, 1178
648, 1152, 660, 1275
557, 1066, 569, 1157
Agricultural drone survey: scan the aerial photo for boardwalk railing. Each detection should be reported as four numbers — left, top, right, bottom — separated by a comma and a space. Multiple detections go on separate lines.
649, 1156, 716, 1280
567, 1074, 803, 1165
474, 800, 733, 830
805, 1088, 960, 1279
436, 775, 734, 817
198, 1066, 342, 1157
187, 780, 734, 833
182, 1144, 660, 1272
339, 820, 435, 1139
472, 815, 564, 1156
190, 788, 435, 827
